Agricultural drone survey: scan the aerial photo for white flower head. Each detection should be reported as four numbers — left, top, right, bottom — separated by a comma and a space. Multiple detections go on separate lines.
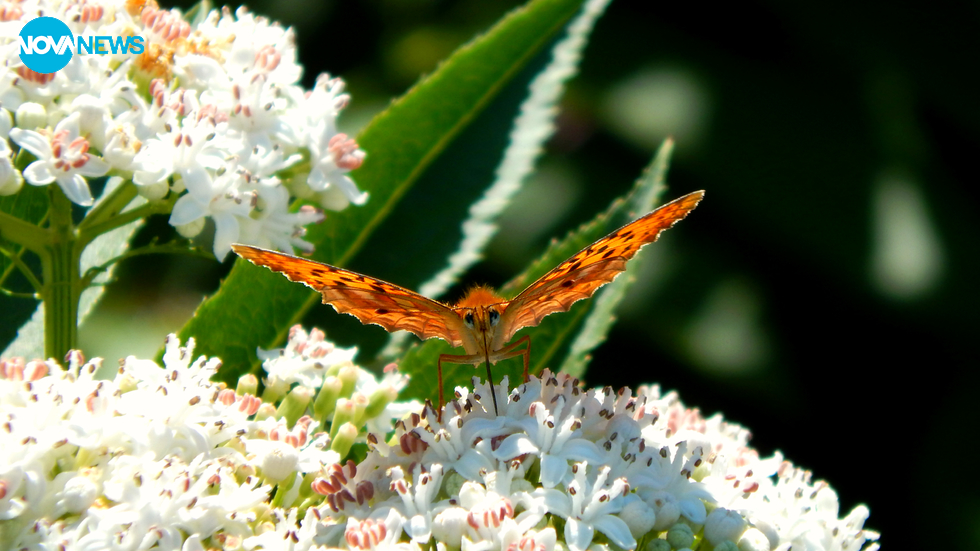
0, 332, 879, 551
9, 113, 109, 205
1, 4, 368, 258
259, 325, 357, 389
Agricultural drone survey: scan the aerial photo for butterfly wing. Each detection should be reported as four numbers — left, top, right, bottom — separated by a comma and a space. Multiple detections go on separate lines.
497, 190, 704, 342
231, 244, 466, 347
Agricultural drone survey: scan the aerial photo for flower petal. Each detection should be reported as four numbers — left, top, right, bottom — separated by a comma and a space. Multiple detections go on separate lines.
592, 515, 636, 550
212, 213, 241, 260
493, 434, 538, 461
23, 161, 56, 185
540, 453, 569, 488
9, 128, 52, 159
76, 156, 110, 177
57, 174, 94, 206
169, 194, 208, 226
564, 517, 594, 551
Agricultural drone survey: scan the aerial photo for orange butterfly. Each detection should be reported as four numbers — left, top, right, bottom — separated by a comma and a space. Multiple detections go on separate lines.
232, 190, 704, 419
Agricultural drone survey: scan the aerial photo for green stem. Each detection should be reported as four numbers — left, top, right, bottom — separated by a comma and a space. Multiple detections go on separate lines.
76, 193, 177, 249
77, 179, 139, 232
0, 208, 51, 253
79, 240, 209, 288
43, 187, 80, 360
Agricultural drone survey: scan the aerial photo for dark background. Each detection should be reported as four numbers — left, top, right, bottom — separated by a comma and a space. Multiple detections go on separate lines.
24, 0, 980, 549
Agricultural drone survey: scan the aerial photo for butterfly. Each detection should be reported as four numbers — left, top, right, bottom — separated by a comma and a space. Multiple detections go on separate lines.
232, 190, 704, 420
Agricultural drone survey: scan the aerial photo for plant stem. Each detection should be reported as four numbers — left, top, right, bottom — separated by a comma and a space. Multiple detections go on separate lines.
76, 192, 178, 249
43, 187, 80, 360
0, 208, 50, 253
77, 179, 138, 232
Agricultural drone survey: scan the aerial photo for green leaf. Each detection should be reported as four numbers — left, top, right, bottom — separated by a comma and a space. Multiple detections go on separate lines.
399, 139, 682, 406
174, 0, 588, 382
0, 184, 48, 354
378, 0, 614, 361
559, 140, 674, 378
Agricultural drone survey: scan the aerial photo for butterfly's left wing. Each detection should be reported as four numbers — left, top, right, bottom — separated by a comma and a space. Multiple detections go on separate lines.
231, 245, 466, 347
497, 190, 704, 342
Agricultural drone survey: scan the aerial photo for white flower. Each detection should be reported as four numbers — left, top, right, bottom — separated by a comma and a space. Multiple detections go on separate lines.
239, 181, 324, 254
536, 462, 635, 551
259, 326, 357, 389
344, 508, 421, 551
304, 75, 367, 208
0, 335, 879, 551
497, 393, 604, 488
9, 113, 110, 205
243, 507, 321, 551
388, 464, 446, 543
133, 101, 226, 191
705, 507, 748, 545
1, 4, 369, 259
307, 131, 367, 205
168, 160, 255, 260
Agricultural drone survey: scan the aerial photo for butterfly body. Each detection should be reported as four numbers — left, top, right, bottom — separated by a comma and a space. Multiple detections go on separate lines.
231, 189, 704, 419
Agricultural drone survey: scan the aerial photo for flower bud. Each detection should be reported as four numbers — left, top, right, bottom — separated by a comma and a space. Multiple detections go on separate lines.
255, 402, 277, 421
15, 102, 46, 130
237, 374, 259, 397
642, 538, 671, 551
338, 365, 359, 397
432, 506, 468, 547
641, 489, 681, 531
175, 217, 205, 238
58, 474, 98, 514
619, 495, 656, 538
260, 442, 299, 483
276, 385, 312, 428
137, 180, 170, 201
262, 375, 290, 404
364, 384, 398, 420
330, 422, 358, 457
704, 508, 747, 546
737, 528, 771, 551
314, 376, 343, 420
666, 523, 694, 550
330, 398, 355, 438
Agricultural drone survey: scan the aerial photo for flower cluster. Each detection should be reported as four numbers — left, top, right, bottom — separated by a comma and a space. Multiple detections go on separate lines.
0, 327, 878, 551
333, 374, 879, 551
0, 326, 405, 549
0, 1, 366, 258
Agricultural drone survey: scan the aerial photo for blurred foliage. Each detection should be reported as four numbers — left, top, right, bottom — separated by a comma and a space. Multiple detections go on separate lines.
8, 0, 973, 549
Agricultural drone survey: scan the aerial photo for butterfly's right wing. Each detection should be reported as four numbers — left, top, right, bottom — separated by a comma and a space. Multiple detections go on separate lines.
497, 191, 704, 342
231, 244, 466, 347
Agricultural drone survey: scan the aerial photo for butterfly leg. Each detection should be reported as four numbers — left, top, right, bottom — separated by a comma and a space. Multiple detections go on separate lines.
490, 334, 531, 382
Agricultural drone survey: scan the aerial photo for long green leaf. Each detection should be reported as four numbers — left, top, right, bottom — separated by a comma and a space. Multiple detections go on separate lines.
379, 0, 615, 360
174, 0, 587, 382
399, 139, 682, 405
560, 140, 674, 378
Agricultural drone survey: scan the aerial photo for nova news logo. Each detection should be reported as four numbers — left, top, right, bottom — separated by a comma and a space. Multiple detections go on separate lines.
18, 16, 145, 74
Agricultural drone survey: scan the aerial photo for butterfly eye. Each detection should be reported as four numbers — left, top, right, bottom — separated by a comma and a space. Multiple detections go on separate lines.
488, 309, 499, 327
464, 312, 475, 328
